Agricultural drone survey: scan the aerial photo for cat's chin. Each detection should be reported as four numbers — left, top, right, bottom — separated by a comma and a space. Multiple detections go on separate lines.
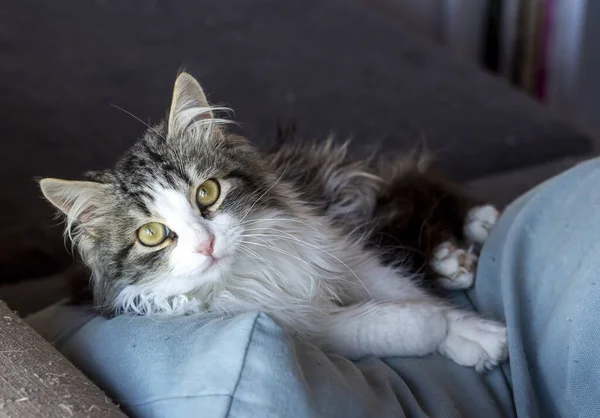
114, 269, 225, 316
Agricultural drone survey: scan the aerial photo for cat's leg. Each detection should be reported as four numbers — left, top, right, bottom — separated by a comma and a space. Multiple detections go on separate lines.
321, 300, 448, 359
339, 261, 507, 370
320, 300, 507, 371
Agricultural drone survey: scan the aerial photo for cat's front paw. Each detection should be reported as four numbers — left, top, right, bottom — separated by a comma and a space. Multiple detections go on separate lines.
438, 311, 508, 372
432, 241, 477, 290
464, 205, 500, 246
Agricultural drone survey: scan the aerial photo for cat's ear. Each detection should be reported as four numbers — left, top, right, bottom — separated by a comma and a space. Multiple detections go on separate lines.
167, 72, 213, 137
39, 178, 108, 223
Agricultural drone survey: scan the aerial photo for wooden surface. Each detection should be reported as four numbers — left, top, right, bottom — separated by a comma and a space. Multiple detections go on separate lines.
0, 301, 125, 417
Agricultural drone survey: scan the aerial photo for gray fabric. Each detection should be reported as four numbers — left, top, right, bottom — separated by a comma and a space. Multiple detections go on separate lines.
0, 0, 591, 246
0, 301, 125, 417
466, 155, 587, 207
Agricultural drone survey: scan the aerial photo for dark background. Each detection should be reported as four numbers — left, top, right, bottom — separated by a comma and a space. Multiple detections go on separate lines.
0, 0, 591, 308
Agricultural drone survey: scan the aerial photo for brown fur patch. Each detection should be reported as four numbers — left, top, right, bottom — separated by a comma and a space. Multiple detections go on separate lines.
368, 162, 481, 286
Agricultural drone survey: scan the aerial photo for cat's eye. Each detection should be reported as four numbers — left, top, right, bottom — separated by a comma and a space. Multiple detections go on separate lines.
196, 179, 220, 208
137, 222, 169, 247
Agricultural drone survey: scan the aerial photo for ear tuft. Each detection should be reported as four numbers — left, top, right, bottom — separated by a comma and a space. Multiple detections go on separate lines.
168, 72, 214, 137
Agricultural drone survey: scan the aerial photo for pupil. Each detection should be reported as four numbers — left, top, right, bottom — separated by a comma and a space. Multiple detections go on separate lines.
200, 188, 207, 197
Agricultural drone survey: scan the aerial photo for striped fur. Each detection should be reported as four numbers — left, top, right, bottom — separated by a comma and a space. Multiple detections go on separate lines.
39, 73, 508, 371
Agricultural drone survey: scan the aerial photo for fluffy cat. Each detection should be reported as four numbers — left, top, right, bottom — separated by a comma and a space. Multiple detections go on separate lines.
40, 73, 507, 371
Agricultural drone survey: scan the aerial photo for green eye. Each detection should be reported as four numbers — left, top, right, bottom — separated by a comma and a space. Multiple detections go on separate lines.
137, 222, 169, 247
196, 179, 220, 208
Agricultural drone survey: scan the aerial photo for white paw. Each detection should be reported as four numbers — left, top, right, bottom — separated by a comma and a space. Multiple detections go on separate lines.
438, 311, 508, 372
464, 205, 499, 246
432, 241, 477, 290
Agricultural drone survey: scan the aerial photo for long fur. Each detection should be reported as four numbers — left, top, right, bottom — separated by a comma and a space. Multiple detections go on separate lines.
40, 73, 508, 371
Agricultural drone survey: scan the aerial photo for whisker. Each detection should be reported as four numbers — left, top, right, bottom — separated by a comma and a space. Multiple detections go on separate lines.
238, 170, 287, 224
237, 245, 282, 280
242, 239, 368, 296
241, 233, 372, 297
238, 219, 327, 237
241, 240, 326, 296
236, 245, 304, 297
110, 104, 167, 141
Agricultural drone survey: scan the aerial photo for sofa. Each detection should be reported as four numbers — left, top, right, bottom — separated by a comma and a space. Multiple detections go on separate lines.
0, 0, 593, 415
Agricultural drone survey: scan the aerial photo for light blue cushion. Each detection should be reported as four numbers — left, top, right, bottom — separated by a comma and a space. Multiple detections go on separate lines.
27, 305, 512, 418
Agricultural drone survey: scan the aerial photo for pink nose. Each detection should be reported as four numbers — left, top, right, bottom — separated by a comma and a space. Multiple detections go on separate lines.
195, 235, 215, 256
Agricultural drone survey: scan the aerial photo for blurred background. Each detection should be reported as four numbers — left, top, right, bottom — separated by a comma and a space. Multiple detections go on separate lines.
0, 0, 597, 313
384, 0, 598, 134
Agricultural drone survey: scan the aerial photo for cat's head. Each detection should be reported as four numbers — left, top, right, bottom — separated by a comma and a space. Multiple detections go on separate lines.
40, 73, 287, 315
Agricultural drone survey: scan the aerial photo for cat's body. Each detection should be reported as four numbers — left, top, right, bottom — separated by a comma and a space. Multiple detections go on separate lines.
41, 73, 507, 371
269, 136, 482, 285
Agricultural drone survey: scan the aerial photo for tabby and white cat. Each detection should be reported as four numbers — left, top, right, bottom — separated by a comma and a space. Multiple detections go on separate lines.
40, 73, 507, 371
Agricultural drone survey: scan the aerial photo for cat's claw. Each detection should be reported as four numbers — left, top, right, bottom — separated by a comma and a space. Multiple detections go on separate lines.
464, 205, 499, 246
